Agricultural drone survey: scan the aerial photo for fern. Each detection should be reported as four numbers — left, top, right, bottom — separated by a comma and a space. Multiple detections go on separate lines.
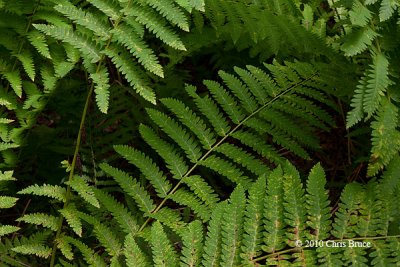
53, 160, 400, 266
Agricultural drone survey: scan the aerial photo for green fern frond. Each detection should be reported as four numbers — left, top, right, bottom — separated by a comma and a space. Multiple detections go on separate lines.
146, 0, 189, 32
363, 52, 391, 117
65, 175, 99, 208
94, 189, 139, 235
306, 163, 331, 240
34, 24, 102, 63
349, 1, 372, 27
240, 175, 266, 263
78, 212, 122, 257
59, 204, 82, 237
123, 4, 186, 51
99, 163, 155, 214
221, 185, 246, 267
151, 221, 179, 267
368, 99, 400, 176
111, 24, 164, 78
0, 225, 20, 237
16, 213, 58, 231
332, 183, 364, 239
114, 145, 172, 197
18, 184, 67, 202
282, 163, 307, 246
91, 66, 110, 114
54, 3, 111, 40
180, 220, 203, 266
124, 234, 151, 267
341, 27, 379, 56
11, 244, 52, 258
62, 236, 107, 267
0, 196, 18, 209
347, 76, 368, 128
380, 0, 398, 21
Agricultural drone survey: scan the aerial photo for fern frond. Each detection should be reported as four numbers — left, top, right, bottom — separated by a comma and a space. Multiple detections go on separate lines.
368, 99, 400, 176
201, 202, 227, 267
17, 184, 67, 202
160, 98, 216, 150
124, 234, 151, 267
349, 1, 372, 27
332, 183, 364, 239
111, 24, 164, 77
0, 225, 20, 237
114, 145, 172, 197
103, 46, 156, 104
380, 0, 398, 21
146, 108, 202, 162
94, 189, 139, 235
221, 185, 246, 267
34, 24, 101, 63
186, 85, 231, 137
62, 236, 107, 267
341, 27, 379, 56
99, 163, 155, 214
16, 213, 58, 231
59, 204, 82, 237
181, 175, 219, 207
306, 163, 331, 240
180, 220, 203, 266
364, 52, 391, 117
347, 76, 368, 128
151, 221, 179, 267
11, 244, 52, 258
146, 0, 189, 31
78, 212, 122, 257
139, 124, 188, 179
54, 3, 111, 40
282, 163, 307, 246
123, 4, 186, 51
65, 175, 99, 208
240, 175, 266, 263
0, 196, 18, 209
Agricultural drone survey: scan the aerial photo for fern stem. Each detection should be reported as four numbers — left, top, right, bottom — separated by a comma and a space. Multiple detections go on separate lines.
250, 234, 400, 264
49, 80, 95, 267
137, 72, 318, 233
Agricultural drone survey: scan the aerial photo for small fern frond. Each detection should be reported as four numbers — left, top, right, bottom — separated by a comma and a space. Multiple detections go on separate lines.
59, 204, 82, 237
65, 176, 99, 208
151, 221, 179, 267
16, 213, 58, 231
221, 185, 246, 267
306, 163, 331, 240
124, 234, 151, 267
363, 52, 391, 117
18, 184, 67, 202
180, 220, 204, 266
114, 144, 172, 198
369, 99, 400, 176
341, 27, 379, 56
99, 163, 155, 214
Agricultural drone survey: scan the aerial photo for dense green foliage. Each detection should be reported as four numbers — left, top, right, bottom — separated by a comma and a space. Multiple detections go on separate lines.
0, 0, 399, 266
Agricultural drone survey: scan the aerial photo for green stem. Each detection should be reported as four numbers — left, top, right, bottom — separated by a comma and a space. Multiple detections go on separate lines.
49, 82, 94, 267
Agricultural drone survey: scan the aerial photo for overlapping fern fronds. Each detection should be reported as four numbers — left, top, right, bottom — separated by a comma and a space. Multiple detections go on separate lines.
336, 0, 400, 176
34, 0, 204, 113
10, 60, 338, 264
